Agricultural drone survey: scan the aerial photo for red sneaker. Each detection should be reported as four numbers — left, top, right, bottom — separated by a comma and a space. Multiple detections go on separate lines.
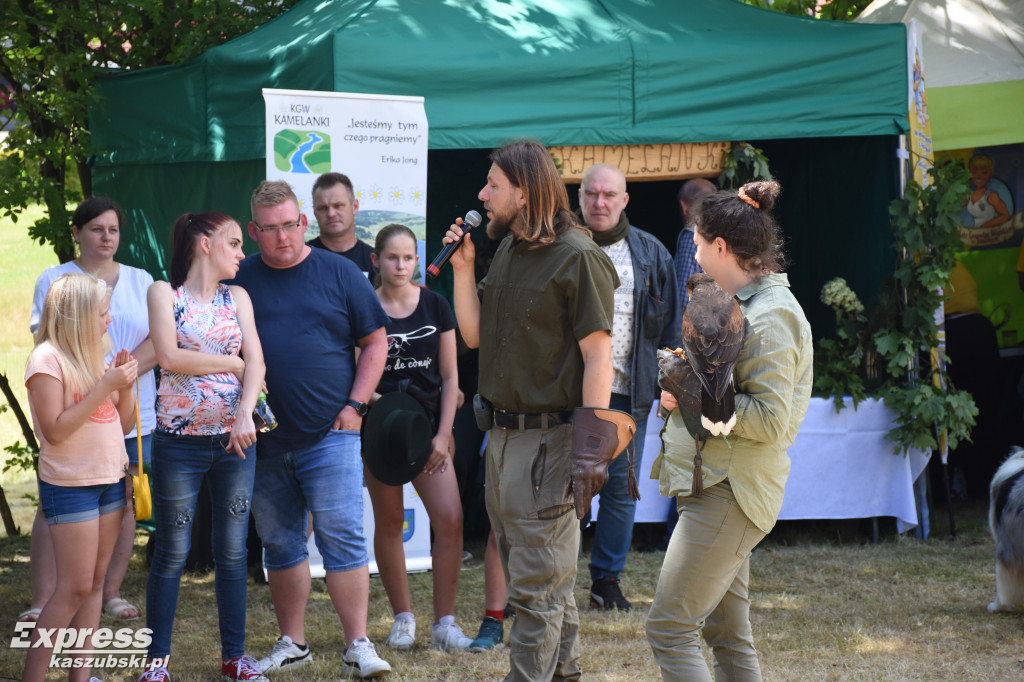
221, 655, 269, 681
138, 666, 170, 682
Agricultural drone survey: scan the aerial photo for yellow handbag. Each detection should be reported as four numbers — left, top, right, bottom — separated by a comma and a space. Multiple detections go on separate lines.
132, 378, 152, 521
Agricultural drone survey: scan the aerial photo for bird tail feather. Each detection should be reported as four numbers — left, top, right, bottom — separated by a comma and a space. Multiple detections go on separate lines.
700, 388, 737, 436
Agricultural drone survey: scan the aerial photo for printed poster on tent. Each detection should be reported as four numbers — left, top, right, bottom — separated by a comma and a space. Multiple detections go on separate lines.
262, 88, 428, 281
939, 142, 1024, 348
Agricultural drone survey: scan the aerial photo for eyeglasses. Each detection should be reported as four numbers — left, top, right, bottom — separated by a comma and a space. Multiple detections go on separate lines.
252, 218, 302, 234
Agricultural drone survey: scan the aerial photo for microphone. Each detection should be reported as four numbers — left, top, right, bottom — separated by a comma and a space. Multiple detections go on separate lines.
426, 210, 482, 278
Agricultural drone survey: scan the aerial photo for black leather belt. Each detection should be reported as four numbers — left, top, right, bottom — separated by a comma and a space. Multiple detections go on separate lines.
493, 410, 573, 430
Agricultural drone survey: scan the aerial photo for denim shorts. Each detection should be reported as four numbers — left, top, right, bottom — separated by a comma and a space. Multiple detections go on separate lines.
39, 478, 127, 525
253, 429, 368, 572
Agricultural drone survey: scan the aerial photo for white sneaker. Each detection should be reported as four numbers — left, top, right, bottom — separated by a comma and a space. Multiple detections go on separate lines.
343, 637, 391, 678
431, 615, 473, 651
385, 613, 416, 651
257, 635, 312, 673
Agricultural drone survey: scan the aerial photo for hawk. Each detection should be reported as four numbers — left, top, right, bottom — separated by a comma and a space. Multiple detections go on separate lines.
680, 273, 745, 437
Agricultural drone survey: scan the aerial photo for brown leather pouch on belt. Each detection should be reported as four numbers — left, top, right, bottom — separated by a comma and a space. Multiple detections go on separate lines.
567, 406, 639, 520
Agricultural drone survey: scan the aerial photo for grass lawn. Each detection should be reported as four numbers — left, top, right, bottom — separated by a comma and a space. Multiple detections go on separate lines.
0, 205, 58, 535
1, 500, 1022, 681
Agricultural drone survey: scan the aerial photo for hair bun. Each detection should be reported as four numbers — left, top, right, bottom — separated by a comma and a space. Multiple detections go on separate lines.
740, 180, 780, 211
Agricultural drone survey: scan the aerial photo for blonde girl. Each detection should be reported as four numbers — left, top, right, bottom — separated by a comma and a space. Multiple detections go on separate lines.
365, 224, 472, 651
23, 273, 138, 682
965, 154, 1010, 228
25, 196, 154, 625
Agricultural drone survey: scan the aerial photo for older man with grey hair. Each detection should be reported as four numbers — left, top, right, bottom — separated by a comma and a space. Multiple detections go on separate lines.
577, 163, 681, 611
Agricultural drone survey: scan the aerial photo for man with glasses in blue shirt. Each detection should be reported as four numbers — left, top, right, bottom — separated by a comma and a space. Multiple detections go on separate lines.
232, 180, 392, 678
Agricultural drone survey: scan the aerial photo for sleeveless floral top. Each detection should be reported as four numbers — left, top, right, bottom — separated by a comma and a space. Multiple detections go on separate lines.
156, 284, 243, 436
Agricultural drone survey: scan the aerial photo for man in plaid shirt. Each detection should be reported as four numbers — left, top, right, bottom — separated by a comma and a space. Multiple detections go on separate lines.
673, 178, 716, 309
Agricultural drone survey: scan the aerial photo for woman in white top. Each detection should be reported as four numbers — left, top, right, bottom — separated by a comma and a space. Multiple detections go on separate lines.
21, 197, 157, 624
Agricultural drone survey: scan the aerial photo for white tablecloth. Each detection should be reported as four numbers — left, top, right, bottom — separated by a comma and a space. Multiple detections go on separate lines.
597, 397, 930, 534
778, 397, 929, 533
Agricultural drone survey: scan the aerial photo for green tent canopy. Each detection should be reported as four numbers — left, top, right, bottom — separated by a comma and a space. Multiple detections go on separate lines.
91, 0, 908, 165
88, 0, 910, 331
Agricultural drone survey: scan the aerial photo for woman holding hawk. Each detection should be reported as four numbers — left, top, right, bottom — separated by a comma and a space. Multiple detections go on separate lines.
647, 180, 813, 681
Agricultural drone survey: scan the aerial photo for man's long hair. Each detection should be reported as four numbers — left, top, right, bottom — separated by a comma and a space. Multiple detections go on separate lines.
491, 139, 581, 246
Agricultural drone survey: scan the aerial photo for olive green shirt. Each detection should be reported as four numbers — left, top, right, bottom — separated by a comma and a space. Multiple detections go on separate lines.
652, 273, 813, 532
478, 227, 618, 413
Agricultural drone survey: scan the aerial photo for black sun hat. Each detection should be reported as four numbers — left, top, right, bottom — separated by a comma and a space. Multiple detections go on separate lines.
361, 391, 433, 486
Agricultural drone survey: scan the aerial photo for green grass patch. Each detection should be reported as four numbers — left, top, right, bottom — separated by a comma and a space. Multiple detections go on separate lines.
0, 205, 58, 529
1, 502, 1022, 680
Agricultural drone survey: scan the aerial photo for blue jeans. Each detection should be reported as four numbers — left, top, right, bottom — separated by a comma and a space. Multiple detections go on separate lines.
589, 393, 647, 581
146, 431, 256, 660
253, 429, 367, 572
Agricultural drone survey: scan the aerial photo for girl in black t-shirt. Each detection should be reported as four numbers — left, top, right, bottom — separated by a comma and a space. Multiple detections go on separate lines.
367, 224, 473, 651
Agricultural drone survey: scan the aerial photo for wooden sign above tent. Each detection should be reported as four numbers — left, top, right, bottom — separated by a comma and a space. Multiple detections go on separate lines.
550, 142, 729, 183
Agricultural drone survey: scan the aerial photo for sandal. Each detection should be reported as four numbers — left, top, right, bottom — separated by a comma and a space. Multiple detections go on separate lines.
18, 607, 41, 623
103, 597, 140, 621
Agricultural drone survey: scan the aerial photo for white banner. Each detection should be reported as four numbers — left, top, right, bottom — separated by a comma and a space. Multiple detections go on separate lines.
262, 88, 429, 280
261, 89, 432, 574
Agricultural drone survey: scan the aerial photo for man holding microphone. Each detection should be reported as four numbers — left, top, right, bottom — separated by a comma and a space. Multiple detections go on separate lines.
442, 139, 617, 681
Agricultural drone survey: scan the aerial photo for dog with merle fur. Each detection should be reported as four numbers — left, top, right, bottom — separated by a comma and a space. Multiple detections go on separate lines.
989, 446, 1024, 612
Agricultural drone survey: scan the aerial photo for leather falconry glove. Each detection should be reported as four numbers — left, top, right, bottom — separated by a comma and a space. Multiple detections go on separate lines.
567, 406, 639, 520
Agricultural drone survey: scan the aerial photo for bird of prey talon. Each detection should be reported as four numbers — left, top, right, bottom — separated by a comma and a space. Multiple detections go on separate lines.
680, 273, 746, 437
658, 348, 710, 445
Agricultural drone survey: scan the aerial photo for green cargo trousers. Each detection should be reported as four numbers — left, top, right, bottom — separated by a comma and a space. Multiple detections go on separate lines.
645, 479, 766, 681
486, 423, 581, 682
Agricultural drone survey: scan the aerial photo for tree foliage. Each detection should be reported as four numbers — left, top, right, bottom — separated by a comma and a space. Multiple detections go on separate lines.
876, 162, 977, 455
814, 277, 869, 411
739, 0, 874, 20
717, 142, 773, 189
811, 162, 979, 456
0, 0, 302, 262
